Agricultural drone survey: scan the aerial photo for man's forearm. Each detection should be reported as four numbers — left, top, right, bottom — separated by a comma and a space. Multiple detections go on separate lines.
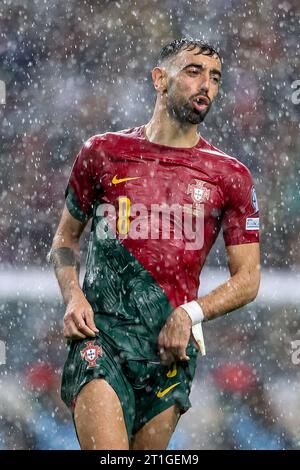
48, 246, 82, 305
160, 269, 259, 364
197, 269, 260, 321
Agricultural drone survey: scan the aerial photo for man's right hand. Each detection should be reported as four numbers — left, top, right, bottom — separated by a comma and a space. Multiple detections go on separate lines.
63, 288, 99, 340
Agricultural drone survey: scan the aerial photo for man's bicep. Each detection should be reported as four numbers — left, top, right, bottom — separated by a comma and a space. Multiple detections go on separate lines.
222, 165, 259, 247
226, 243, 260, 277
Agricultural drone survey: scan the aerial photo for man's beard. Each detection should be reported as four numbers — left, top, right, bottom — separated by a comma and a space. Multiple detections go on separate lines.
166, 94, 211, 125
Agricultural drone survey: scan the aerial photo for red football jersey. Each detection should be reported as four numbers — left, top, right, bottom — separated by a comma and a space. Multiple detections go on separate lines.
65, 125, 259, 311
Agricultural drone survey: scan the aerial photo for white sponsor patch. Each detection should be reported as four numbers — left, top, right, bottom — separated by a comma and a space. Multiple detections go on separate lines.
246, 217, 259, 230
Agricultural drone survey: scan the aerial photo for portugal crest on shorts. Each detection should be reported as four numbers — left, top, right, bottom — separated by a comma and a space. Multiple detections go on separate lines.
80, 341, 102, 369
187, 179, 210, 204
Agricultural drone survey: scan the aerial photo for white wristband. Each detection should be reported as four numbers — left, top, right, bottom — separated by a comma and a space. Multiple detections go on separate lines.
180, 300, 204, 325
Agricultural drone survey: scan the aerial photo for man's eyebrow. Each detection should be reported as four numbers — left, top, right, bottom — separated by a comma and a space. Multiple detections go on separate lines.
182, 63, 222, 78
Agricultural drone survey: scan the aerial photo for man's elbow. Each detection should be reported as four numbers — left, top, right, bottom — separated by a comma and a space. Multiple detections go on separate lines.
52, 228, 80, 249
247, 269, 261, 303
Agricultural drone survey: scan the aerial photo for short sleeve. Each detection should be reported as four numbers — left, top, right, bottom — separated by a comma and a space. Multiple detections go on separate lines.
222, 164, 259, 246
65, 138, 99, 222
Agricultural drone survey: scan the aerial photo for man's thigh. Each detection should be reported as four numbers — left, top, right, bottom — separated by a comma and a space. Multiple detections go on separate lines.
130, 404, 180, 450
127, 357, 197, 450
61, 333, 136, 443
74, 378, 129, 450
132, 358, 197, 437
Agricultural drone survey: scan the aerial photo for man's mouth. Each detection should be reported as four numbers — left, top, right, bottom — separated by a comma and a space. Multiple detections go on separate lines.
192, 95, 210, 112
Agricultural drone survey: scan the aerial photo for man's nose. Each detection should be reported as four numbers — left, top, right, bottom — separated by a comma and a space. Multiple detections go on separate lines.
200, 72, 210, 92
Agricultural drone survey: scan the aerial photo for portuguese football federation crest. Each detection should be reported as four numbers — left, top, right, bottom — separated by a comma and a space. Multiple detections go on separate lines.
81, 341, 102, 369
187, 179, 210, 204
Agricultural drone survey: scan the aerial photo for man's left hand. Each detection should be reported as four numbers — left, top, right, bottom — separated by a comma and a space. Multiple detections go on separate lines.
158, 307, 192, 366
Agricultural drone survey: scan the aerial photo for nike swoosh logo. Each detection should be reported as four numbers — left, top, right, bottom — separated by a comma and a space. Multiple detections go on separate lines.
156, 382, 181, 398
112, 175, 141, 185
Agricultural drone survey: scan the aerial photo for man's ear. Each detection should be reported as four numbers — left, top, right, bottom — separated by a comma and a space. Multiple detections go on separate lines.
151, 67, 167, 93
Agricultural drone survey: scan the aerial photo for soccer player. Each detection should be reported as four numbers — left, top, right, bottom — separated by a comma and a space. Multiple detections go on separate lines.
50, 38, 260, 450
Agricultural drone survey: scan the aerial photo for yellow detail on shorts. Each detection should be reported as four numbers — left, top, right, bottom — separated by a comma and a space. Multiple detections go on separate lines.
166, 363, 177, 378
156, 382, 181, 398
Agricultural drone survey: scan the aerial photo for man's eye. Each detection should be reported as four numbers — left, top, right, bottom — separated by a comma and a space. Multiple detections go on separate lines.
211, 76, 220, 84
187, 69, 199, 75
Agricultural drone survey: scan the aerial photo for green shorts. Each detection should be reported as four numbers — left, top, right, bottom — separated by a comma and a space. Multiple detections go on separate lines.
61, 320, 199, 439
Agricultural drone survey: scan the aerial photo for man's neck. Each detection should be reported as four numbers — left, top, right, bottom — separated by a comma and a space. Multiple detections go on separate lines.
144, 117, 200, 148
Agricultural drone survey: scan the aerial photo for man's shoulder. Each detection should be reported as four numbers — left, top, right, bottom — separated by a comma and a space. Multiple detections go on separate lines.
83, 126, 143, 151
199, 136, 252, 178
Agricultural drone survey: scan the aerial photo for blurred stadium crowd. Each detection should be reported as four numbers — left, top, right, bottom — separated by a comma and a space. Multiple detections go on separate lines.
0, 0, 299, 450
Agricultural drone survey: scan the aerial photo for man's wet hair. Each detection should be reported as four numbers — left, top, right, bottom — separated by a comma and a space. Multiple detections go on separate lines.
158, 38, 221, 66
